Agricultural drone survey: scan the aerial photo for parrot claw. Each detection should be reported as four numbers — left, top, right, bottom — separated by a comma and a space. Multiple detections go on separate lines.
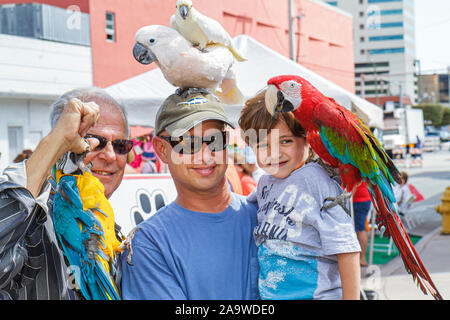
56, 140, 92, 174
175, 87, 211, 98
76, 143, 92, 174
321, 191, 352, 215
119, 227, 141, 265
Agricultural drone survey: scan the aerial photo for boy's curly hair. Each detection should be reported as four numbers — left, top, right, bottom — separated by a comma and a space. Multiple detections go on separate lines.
239, 88, 340, 181
239, 89, 306, 144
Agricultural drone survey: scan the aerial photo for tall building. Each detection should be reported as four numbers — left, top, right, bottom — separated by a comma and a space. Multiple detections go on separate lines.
325, 0, 417, 105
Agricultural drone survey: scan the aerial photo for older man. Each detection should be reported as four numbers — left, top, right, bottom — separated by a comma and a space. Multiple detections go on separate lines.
121, 91, 259, 300
0, 87, 130, 299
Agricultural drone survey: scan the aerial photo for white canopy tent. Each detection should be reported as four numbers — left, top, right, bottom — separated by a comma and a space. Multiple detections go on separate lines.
106, 35, 383, 129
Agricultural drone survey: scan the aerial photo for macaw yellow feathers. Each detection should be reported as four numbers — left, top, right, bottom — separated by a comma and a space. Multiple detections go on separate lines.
76, 171, 123, 257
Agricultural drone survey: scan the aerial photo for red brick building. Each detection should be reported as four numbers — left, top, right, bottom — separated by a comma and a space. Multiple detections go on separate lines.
0, 0, 355, 92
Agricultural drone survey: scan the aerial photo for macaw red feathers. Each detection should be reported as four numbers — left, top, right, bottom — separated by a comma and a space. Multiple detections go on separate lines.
266, 74, 442, 299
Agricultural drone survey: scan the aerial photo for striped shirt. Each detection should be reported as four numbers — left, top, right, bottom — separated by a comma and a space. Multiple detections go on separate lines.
0, 162, 76, 299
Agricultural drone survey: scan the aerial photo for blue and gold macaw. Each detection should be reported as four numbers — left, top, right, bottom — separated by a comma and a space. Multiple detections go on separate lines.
52, 151, 122, 300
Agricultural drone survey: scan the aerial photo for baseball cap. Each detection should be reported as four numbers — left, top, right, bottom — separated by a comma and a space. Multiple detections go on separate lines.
155, 91, 235, 137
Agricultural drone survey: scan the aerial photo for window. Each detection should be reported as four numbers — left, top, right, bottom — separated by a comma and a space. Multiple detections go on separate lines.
8, 126, 23, 163
359, 89, 388, 95
356, 70, 389, 77
360, 49, 365, 55
369, 34, 404, 41
383, 129, 400, 136
359, 24, 364, 30
106, 12, 115, 42
360, 36, 365, 42
380, 9, 403, 15
355, 61, 389, 68
326, 1, 338, 6
367, 9, 403, 16
368, 0, 402, 3
370, 21, 403, 29
359, 11, 364, 17
369, 47, 405, 54
356, 80, 388, 86
359, 0, 364, 4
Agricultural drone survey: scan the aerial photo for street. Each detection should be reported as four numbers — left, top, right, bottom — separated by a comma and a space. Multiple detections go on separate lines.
367, 145, 450, 300
401, 145, 450, 237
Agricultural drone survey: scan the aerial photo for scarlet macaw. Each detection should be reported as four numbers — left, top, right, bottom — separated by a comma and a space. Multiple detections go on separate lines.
264, 75, 442, 300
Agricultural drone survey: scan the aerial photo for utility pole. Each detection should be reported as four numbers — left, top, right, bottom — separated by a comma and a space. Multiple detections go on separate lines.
414, 59, 422, 104
288, 0, 295, 61
361, 74, 365, 98
448, 66, 450, 107
371, 58, 379, 106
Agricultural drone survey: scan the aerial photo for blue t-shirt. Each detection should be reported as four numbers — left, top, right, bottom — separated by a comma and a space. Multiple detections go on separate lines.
120, 193, 260, 300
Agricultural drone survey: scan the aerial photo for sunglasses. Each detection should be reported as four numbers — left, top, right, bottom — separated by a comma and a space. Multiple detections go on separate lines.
85, 134, 133, 155
159, 131, 229, 155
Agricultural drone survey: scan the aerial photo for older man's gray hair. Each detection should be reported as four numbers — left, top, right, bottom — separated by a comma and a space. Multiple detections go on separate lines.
49, 87, 129, 136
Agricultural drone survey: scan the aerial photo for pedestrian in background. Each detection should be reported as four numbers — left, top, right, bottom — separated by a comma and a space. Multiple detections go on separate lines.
233, 152, 257, 196
13, 149, 33, 163
352, 182, 372, 267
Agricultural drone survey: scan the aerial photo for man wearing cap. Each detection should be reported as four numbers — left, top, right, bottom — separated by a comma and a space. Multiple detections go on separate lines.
120, 91, 259, 300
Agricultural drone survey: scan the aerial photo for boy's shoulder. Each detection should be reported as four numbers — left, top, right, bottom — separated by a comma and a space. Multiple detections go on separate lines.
296, 162, 330, 178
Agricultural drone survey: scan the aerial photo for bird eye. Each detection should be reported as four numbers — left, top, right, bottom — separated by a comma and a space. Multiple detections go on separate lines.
290, 83, 295, 88
149, 38, 156, 45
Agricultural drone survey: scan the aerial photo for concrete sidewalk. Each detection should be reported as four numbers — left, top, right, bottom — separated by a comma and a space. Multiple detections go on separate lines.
362, 226, 450, 300
360, 148, 450, 300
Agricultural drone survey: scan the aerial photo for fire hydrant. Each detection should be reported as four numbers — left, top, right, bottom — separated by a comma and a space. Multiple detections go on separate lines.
436, 187, 450, 235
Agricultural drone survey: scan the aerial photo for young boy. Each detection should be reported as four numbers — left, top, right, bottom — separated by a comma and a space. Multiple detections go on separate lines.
239, 90, 361, 300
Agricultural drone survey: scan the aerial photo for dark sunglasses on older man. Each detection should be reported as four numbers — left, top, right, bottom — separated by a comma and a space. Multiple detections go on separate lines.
85, 134, 133, 155
159, 131, 229, 155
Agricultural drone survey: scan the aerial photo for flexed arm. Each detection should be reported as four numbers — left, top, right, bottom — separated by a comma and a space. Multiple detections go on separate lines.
25, 98, 99, 198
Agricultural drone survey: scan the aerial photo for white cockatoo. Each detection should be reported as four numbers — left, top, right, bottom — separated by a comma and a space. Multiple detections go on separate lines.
170, 0, 247, 62
133, 25, 244, 105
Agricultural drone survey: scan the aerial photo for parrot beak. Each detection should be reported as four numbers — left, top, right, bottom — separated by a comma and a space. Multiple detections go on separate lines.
265, 84, 295, 118
180, 5, 189, 20
265, 84, 285, 118
133, 42, 156, 65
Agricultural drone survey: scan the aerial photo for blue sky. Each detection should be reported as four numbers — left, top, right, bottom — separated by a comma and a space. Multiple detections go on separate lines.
415, 0, 450, 73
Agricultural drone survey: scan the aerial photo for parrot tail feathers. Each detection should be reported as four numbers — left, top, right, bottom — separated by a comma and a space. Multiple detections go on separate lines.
360, 124, 402, 185
94, 261, 120, 300
367, 182, 442, 300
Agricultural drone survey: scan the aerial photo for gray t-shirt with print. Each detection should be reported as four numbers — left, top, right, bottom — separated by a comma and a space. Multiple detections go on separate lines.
253, 162, 361, 300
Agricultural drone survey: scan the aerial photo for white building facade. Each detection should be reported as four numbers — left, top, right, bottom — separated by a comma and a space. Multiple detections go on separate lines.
325, 0, 417, 105
0, 3, 92, 171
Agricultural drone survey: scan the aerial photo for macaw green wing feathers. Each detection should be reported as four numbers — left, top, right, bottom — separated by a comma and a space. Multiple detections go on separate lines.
312, 102, 399, 202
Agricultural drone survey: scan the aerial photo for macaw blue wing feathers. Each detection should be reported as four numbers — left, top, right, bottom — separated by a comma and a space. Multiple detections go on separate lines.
53, 171, 122, 300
